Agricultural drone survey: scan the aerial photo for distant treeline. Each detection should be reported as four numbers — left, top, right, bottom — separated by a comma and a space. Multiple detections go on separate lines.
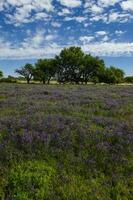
0, 46, 133, 84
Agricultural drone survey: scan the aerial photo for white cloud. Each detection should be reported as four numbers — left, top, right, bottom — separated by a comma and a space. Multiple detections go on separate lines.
0, 32, 61, 59
82, 42, 133, 56
0, 0, 133, 60
84, 0, 133, 24
64, 16, 87, 23
51, 22, 61, 28
95, 31, 109, 42
108, 12, 132, 23
98, 0, 121, 7
121, 0, 133, 11
34, 12, 49, 20
1, 0, 54, 25
45, 34, 56, 41
115, 30, 125, 35
58, 8, 71, 16
90, 5, 103, 13
96, 31, 107, 36
22, 30, 45, 48
7, 0, 54, 11
84, 0, 121, 14
0, 33, 133, 59
0, 0, 132, 26
58, 0, 81, 8
80, 36, 94, 44
0, 1, 4, 11
74, 16, 87, 23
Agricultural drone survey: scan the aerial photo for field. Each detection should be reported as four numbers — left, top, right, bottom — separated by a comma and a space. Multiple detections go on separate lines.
0, 83, 133, 199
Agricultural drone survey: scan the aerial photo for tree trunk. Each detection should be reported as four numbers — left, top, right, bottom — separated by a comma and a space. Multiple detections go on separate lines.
47, 77, 51, 84
43, 79, 46, 84
27, 79, 30, 84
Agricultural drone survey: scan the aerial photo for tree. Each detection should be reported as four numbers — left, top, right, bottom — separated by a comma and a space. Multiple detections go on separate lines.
34, 59, 56, 84
102, 68, 117, 84
110, 66, 125, 83
0, 76, 17, 83
0, 70, 3, 79
102, 67, 125, 84
14, 47, 125, 85
82, 55, 105, 84
55, 46, 85, 84
15, 64, 34, 84
124, 76, 133, 83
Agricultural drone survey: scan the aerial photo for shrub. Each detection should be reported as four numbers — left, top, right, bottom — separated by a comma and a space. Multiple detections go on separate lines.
124, 76, 133, 83
51, 172, 110, 200
0, 76, 17, 83
6, 161, 56, 200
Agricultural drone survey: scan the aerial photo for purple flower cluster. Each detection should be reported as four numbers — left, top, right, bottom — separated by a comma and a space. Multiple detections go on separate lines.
0, 84, 133, 175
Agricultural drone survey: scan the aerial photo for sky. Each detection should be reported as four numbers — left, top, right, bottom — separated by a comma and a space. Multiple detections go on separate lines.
0, 0, 133, 76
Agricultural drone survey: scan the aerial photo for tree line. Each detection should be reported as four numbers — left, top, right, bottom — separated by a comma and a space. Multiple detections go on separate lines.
0, 46, 133, 84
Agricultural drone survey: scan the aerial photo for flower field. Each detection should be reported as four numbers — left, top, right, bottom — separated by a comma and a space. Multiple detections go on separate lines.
0, 83, 133, 199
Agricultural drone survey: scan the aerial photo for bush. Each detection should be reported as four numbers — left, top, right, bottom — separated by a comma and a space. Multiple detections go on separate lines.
124, 76, 133, 83
51, 172, 110, 200
0, 76, 17, 83
6, 161, 56, 200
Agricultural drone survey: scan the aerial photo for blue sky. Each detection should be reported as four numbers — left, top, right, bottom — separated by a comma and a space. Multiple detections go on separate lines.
0, 0, 133, 76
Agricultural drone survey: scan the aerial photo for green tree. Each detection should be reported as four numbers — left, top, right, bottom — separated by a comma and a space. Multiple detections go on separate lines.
55, 46, 85, 84
82, 55, 105, 84
124, 76, 133, 83
34, 59, 56, 84
110, 66, 125, 83
103, 67, 125, 84
15, 64, 34, 84
103, 68, 117, 84
0, 70, 3, 79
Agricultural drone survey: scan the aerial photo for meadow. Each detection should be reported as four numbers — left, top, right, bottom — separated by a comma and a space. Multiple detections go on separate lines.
0, 83, 133, 199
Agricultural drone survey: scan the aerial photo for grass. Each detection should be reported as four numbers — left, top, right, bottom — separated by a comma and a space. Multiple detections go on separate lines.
0, 83, 133, 200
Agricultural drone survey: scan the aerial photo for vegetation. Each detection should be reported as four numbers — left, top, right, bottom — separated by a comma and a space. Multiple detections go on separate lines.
0, 76, 17, 83
124, 76, 133, 83
13, 47, 125, 85
34, 59, 56, 84
15, 63, 34, 84
0, 70, 3, 79
101, 66, 125, 84
0, 84, 133, 199
0, 47, 132, 199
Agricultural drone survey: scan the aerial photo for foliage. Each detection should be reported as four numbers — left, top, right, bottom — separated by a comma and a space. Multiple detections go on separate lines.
0, 70, 3, 79
82, 55, 105, 84
55, 46, 85, 84
15, 63, 34, 84
0, 76, 17, 83
124, 76, 133, 83
55, 47, 106, 84
6, 161, 55, 200
0, 84, 132, 199
102, 67, 125, 84
34, 59, 56, 84
14, 47, 126, 84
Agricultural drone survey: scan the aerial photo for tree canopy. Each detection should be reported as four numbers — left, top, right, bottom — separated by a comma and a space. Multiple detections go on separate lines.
55, 47, 106, 84
102, 66, 125, 84
15, 63, 34, 84
0, 70, 3, 78
14, 46, 126, 84
124, 76, 133, 83
55, 46, 85, 84
34, 59, 56, 84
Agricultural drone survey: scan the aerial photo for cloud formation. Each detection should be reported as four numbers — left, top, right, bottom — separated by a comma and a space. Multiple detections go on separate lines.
0, 0, 133, 59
